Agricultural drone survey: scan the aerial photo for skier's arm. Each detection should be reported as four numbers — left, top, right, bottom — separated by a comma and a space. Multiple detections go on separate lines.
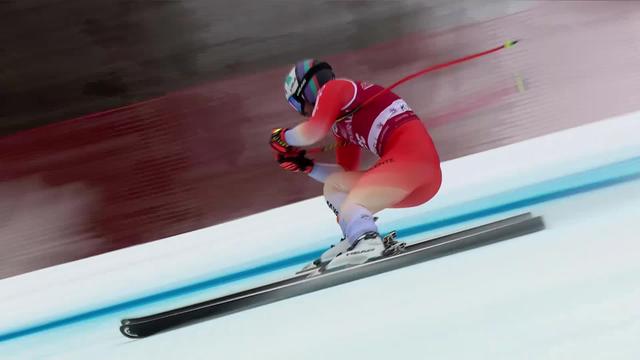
307, 139, 360, 183
284, 80, 355, 146
308, 162, 345, 183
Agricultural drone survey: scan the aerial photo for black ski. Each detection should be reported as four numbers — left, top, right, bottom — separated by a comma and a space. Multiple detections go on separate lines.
120, 213, 544, 338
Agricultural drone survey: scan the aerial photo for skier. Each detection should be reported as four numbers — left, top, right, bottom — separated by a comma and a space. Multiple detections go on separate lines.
270, 59, 442, 268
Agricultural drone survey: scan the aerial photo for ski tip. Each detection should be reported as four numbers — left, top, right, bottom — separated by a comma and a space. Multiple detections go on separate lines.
121, 319, 131, 325
120, 325, 141, 339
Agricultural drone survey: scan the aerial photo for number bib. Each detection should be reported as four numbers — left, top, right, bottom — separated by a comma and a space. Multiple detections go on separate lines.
331, 80, 416, 156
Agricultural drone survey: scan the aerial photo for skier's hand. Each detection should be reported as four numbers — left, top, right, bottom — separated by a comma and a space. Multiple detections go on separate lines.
270, 128, 293, 154
277, 149, 314, 174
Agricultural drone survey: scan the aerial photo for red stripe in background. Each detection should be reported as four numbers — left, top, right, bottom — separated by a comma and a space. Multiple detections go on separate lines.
2, 1, 640, 279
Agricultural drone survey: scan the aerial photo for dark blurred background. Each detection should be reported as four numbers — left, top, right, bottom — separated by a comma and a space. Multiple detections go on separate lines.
1, 0, 639, 278
2, 0, 513, 134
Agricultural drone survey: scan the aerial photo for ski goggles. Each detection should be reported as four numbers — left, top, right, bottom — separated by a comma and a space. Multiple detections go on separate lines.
287, 93, 305, 114
285, 62, 333, 116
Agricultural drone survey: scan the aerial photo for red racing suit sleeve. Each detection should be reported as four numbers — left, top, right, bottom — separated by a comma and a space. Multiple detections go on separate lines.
284, 79, 355, 146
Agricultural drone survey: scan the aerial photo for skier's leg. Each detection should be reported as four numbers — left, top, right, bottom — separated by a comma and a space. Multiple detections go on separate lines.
317, 171, 368, 263
338, 168, 441, 245
320, 120, 441, 263
338, 178, 413, 245
340, 121, 442, 245
391, 178, 441, 208
322, 179, 418, 266
319, 161, 438, 263
322, 170, 364, 220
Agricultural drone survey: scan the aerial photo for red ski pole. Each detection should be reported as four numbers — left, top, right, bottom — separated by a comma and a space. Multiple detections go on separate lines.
305, 40, 519, 154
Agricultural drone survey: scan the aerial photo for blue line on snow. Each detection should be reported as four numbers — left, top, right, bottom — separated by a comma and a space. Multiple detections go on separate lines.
1, 156, 639, 342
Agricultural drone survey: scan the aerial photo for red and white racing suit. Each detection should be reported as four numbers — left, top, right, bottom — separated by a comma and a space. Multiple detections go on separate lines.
286, 78, 442, 212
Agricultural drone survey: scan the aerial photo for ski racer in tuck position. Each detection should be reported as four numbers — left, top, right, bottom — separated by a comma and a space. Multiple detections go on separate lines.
270, 59, 442, 268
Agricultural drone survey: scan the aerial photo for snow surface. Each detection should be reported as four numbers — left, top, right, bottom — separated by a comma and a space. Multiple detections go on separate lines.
1, 112, 639, 359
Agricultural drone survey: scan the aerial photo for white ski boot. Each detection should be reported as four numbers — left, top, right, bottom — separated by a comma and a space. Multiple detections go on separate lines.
324, 232, 385, 270
297, 230, 405, 275
317, 217, 382, 264
319, 237, 351, 263
296, 237, 352, 274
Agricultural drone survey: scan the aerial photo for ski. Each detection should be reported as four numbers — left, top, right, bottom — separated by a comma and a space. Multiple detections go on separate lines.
120, 213, 544, 339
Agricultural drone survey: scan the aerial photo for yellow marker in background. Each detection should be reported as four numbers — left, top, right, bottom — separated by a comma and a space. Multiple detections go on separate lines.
514, 73, 526, 93
502, 40, 525, 92
504, 40, 518, 48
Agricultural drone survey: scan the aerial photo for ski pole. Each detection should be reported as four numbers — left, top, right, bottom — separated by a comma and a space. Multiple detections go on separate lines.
305, 40, 519, 154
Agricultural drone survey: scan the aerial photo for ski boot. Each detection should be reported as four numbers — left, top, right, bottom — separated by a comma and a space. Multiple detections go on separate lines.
296, 237, 350, 275
324, 231, 386, 270
317, 216, 385, 261
297, 226, 405, 275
